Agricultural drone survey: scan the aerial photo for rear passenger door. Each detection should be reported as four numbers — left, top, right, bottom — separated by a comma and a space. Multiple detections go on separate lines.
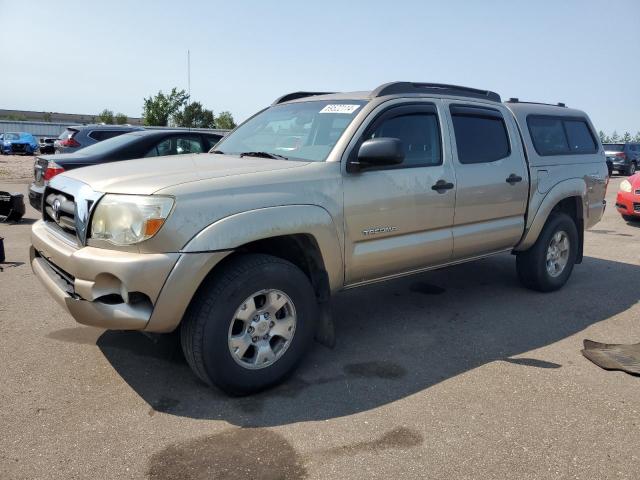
446, 103, 529, 259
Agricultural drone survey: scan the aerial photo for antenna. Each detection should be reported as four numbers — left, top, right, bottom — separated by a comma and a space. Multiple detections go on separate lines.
187, 50, 191, 104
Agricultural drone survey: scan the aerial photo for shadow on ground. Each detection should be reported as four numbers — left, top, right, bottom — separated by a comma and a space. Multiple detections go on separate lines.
50, 254, 640, 427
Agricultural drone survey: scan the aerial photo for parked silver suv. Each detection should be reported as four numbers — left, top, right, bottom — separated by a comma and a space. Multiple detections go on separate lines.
31, 82, 608, 394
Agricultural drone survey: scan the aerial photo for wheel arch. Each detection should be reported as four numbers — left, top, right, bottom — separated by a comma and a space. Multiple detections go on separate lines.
181, 205, 344, 294
515, 178, 586, 262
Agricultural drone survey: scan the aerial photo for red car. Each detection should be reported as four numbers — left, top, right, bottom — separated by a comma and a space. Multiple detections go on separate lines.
616, 174, 640, 221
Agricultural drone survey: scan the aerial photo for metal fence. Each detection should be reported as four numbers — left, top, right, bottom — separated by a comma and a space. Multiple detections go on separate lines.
0, 120, 69, 138
0, 120, 229, 139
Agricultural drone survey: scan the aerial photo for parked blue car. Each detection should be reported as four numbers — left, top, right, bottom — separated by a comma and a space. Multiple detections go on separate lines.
1, 132, 39, 155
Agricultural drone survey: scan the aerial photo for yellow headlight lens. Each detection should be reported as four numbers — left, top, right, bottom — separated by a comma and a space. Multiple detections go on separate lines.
90, 194, 174, 245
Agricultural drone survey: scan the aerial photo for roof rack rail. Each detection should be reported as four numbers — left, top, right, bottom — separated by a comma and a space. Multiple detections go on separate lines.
371, 82, 501, 102
505, 98, 567, 108
272, 91, 335, 105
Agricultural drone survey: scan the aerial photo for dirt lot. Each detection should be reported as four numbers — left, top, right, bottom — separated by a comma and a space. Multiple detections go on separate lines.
1, 172, 639, 479
0, 154, 35, 184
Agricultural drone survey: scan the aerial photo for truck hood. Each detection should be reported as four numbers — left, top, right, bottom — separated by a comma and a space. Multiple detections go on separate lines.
57, 153, 311, 194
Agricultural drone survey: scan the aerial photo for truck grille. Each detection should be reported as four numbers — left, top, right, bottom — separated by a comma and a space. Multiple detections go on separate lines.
41, 178, 103, 246
11, 143, 26, 153
44, 189, 77, 237
634, 203, 640, 213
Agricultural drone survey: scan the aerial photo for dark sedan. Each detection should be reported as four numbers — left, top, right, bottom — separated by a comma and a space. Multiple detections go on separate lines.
29, 129, 224, 210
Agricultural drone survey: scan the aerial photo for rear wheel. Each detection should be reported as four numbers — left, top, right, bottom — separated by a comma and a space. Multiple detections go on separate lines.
181, 254, 318, 395
626, 162, 637, 176
516, 212, 578, 292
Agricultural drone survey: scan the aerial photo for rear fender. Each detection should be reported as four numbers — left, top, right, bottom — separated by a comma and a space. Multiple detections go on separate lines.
515, 178, 586, 251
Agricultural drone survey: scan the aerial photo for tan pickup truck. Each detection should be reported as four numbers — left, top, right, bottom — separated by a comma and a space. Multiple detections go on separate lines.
31, 82, 608, 394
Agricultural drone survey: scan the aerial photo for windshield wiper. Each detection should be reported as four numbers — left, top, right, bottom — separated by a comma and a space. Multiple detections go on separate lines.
239, 151, 288, 160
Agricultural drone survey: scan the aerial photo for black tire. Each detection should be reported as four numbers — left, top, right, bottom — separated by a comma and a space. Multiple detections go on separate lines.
181, 254, 318, 395
622, 214, 639, 222
626, 162, 637, 176
516, 212, 579, 292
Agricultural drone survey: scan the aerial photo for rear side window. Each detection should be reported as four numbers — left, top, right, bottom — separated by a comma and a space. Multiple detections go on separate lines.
58, 128, 77, 140
564, 120, 597, 154
528, 116, 597, 156
89, 130, 128, 142
146, 135, 203, 157
450, 107, 510, 164
528, 117, 570, 155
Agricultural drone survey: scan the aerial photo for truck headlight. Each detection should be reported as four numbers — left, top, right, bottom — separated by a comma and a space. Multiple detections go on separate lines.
90, 194, 174, 245
620, 180, 632, 193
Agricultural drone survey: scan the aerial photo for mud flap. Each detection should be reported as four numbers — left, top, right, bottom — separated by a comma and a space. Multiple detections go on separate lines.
314, 300, 335, 349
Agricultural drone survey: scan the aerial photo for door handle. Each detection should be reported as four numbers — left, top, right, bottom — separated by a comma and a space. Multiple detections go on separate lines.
431, 180, 454, 192
506, 174, 523, 185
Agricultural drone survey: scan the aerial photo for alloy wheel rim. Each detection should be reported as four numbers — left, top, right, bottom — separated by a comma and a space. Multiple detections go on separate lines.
546, 230, 570, 277
227, 289, 297, 370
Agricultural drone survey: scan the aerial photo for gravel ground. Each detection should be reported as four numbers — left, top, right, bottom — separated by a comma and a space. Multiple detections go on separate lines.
0, 154, 35, 184
1, 173, 639, 480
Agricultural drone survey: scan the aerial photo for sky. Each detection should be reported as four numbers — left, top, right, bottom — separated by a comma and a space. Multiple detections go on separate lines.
0, 0, 638, 134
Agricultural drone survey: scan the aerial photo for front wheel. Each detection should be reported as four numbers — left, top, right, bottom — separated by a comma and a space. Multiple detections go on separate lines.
516, 212, 578, 292
181, 254, 318, 395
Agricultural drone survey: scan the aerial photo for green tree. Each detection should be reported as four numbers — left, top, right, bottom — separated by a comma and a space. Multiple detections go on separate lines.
173, 101, 216, 128
114, 112, 128, 125
98, 109, 114, 124
215, 111, 236, 130
598, 130, 610, 143
621, 131, 632, 143
43, 112, 52, 123
634, 131, 640, 143
610, 130, 620, 142
142, 88, 189, 126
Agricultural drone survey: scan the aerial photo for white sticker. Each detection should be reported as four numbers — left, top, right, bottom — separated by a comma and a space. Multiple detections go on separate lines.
319, 104, 361, 114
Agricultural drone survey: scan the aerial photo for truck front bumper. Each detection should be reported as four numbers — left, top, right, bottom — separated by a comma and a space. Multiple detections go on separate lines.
31, 220, 230, 332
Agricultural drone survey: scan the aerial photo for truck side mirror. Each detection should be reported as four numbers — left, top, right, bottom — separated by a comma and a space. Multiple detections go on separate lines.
351, 137, 405, 171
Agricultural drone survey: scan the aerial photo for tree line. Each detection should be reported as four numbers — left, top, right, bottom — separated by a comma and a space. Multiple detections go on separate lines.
598, 130, 640, 144
97, 88, 236, 130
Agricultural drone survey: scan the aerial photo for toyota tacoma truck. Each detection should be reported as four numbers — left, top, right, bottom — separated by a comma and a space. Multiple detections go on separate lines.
30, 82, 608, 394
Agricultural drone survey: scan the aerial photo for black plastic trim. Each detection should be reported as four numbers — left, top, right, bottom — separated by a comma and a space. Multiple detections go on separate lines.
372, 82, 501, 103
272, 92, 335, 105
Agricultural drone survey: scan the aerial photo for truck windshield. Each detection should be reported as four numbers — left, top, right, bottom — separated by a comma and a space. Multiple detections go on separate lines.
603, 144, 624, 152
214, 100, 366, 162
4, 133, 19, 140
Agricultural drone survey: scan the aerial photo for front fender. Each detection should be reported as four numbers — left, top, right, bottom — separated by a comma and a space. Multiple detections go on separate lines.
514, 178, 587, 251
181, 205, 344, 291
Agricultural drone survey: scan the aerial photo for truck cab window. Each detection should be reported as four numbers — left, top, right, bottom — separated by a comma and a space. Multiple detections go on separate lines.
451, 110, 510, 164
368, 113, 441, 167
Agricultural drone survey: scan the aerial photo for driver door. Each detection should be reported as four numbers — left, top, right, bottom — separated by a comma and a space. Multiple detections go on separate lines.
343, 102, 456, 285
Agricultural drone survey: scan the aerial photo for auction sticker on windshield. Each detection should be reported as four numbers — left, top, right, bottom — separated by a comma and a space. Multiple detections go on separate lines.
319, 104, 361, 114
